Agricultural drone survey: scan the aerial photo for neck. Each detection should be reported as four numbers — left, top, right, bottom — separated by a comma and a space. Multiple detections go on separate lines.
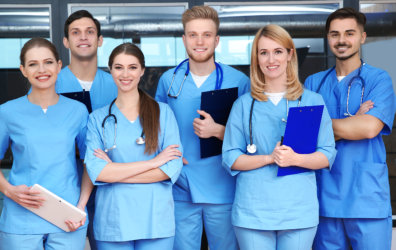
28, 87, 59, 108
335, 54, 361, 76
264, 75, 288, 93
116, 89, 140, 111
68, 56, 98, 81
189, 57, 216, 76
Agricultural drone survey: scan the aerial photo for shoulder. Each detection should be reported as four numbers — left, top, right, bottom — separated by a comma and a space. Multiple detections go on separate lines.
234, 92, 253, 108
97, 68, 111, 77
158, 101, 173, 116
362, 63, 391, 81
90, 104, 109, 119
0, 96, 26, 113
159, 67, 176, 82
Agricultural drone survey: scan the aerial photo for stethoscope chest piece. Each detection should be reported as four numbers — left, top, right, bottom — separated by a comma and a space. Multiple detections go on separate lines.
136, 136, 145, 145
247, 144, 257, 154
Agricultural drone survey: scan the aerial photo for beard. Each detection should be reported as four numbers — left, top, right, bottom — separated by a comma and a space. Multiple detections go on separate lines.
186, 50, 214, 63
333, 43, 359, 61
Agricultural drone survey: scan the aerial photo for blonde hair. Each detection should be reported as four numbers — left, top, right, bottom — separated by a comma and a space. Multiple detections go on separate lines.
182, 6, 220, 33
250, 24, 303, 101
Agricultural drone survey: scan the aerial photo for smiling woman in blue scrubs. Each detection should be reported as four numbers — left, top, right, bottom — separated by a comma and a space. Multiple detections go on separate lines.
0, 38, 91, 250
84, 43, 183, 250
222, 25, 337, 250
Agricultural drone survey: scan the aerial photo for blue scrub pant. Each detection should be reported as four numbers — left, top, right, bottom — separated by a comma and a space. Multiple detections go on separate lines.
96, 237, 174, 250
234, 226, 317, 250
173, 201, 238, 250
313, 216, 392, 250
0, 228, 87, 250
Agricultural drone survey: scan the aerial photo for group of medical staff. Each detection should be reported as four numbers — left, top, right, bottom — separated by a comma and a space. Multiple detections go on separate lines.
0, 5, 395, 250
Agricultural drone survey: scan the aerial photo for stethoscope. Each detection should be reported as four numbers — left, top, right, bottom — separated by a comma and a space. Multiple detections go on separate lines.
316, 59, 365, 117
166, 58, 224, 98
102, 98, 145, 153
246, 95, 302, 154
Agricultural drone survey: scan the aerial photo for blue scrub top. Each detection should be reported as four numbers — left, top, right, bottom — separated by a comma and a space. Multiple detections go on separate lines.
56, 66, 118, 111
155, 62, 250, 204
305, 63, 396, 218
0, 95, 88, 234
222, 90, 336, 230
84, 102, 183, 242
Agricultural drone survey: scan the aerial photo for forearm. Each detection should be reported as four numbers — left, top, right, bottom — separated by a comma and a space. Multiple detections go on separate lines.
292, 151, 329, 170
77, 166, 93, 208
0, 163, 12, 196
118, 168, 170, 183
332, 114, 383, 140
231, 154, 274, 171
96, 160, 156, 183
214, 124, 225, 141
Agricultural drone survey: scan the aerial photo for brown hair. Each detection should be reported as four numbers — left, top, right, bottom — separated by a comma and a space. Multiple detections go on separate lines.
20, 37, 60, 66
326, 7, 366, 33
182, 5, 220, 34
250, 25, 303, 101
108, 43, 160, 155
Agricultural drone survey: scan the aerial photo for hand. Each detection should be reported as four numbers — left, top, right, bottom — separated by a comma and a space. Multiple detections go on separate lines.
193, 110, 224, 139
65, 204, 86, 232
150, 145, 182, 168
94, 149, 113, 163
273, 143, 298, 167
4, 184, 45, 209
355, 100, 374, 116
182, 157, 189, 165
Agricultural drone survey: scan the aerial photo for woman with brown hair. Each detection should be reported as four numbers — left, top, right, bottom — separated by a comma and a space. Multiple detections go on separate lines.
84, 43, 183, 250
222, 25, 336, 249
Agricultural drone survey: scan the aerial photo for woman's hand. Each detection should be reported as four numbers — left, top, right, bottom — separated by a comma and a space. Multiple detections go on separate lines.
4, 184, 45, 209
149, 144, 182, 168
94, 149, 113, 163
65, 204, 86, 232
273, 143, 298, 167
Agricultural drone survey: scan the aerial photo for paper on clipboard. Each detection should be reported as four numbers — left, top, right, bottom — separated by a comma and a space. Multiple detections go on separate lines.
23, 184, 86, 232
277, 105, 324, 176
200, 87, 238, 158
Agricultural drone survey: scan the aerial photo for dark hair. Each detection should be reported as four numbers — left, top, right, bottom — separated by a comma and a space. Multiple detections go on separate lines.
326, 7, 366, 33
20, 37, 59, 66
64, 10, 101, 38
109, 43, 160, 155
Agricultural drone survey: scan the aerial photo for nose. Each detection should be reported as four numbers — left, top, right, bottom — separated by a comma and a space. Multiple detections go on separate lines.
38, 63, 46, 73
80, 31, 87, 40
122, 68, 128, 77
268, 52, 275, 63
197, 35, 203, 45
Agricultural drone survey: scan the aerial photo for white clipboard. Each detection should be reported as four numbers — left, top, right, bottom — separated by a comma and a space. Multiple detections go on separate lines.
23, 184, 87, 232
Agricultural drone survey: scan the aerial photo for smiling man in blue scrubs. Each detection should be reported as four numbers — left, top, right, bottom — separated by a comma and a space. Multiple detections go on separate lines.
305, 8, 396, 250
56, 10, 117, 250
155, 5, 249, 250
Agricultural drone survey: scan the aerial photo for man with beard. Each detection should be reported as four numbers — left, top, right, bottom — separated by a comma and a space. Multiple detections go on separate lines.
155, 5, 249, 250
56, 10, 117, 250
305, 8, 395, 250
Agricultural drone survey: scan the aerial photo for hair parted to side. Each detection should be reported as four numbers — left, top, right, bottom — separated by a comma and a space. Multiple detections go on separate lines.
326, 7, 366, 33
20, 37, 60, 66
108, 43, 160, 155
182, 5, 220, 33
64, 10, 101, 39
250, 24, 303, 102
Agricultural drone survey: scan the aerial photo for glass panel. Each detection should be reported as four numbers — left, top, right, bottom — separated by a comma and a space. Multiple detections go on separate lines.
361, 3, 396, 13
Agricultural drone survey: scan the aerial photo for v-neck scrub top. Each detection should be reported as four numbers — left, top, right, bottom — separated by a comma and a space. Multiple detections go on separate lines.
222, 90, 337, 230
84, 102, 183, 241
0, 95, 88, 234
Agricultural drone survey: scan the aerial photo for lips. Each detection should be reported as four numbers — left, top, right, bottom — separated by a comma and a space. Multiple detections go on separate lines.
267, 65, 279, 71
194, 48, 207, 52
36, 75, 50, 81
77, 44, 90, 48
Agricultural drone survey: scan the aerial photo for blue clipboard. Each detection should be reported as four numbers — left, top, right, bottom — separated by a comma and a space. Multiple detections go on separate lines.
277, 105, 324, 176
200, 87, 238, 158
61, 91, 92, 113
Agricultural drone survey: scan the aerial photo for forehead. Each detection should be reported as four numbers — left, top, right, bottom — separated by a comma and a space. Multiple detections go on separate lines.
329, 18, 361, 32
25, 46, 55, 60
113, 53, 140, 64
184, 18, 217, 33
258, 36, 285, 50
69, 17, 96, 31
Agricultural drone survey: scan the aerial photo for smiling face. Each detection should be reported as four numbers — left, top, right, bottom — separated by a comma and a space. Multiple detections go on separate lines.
20, 46, 62, 91
110, 53, 145, 94
182, 18, 219, 64
63, 17, 103, 61
257, 36, 293, 87
327, 18, 366, 61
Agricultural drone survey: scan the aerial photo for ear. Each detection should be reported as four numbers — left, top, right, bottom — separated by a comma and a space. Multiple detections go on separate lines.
57, 60, 62, 73
140, 68, 145, 77
20, 65, 27, 78
361, 31, 367, 45
214, 35, 220, 48
63, 37, 70, 49
287, 49, 294, 61
97, 35, 104, 47
182, 34, 186, 47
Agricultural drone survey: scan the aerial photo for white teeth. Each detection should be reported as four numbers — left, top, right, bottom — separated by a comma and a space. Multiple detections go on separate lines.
268, 66, 278, 69
79, 45, 89, 48
37, 76, 49, 80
